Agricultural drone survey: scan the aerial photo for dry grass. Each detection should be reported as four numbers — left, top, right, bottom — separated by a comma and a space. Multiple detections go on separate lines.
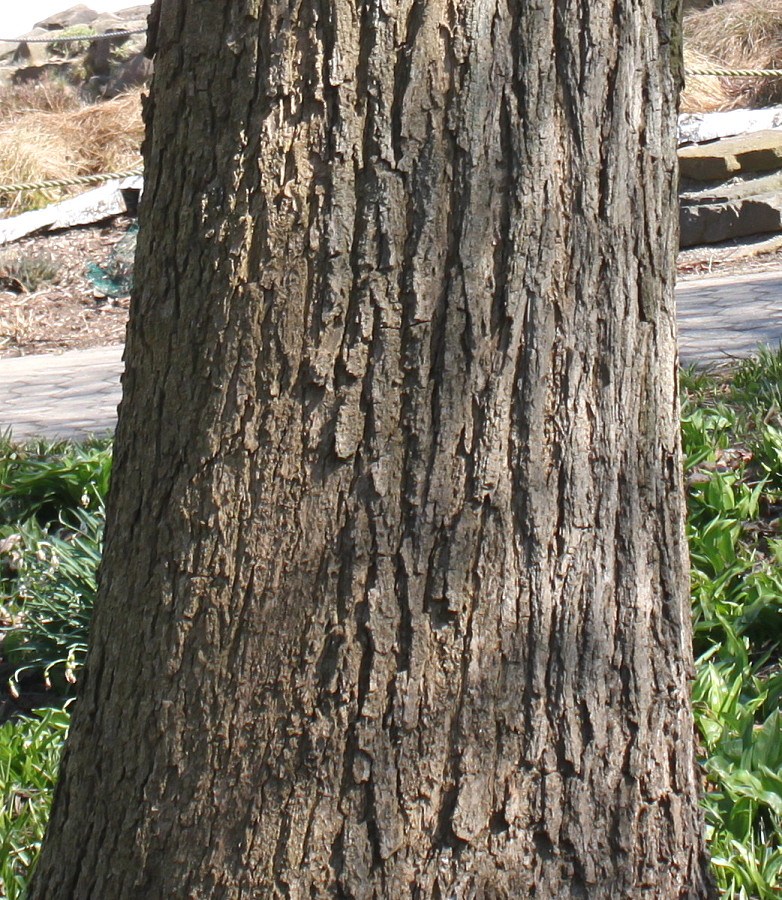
683, 0, 782, 111
62, 92, 144, 174
0, 82, 143, 213
681, 47, 734, 113
0, 79, 82, 117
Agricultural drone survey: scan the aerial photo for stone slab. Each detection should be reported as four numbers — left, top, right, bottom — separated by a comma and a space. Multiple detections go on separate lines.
680, 171, 782, 206
678, 107, 782, 146
680, 193, 782, 247
679, 130, 782, 181
0, 180, 135, 245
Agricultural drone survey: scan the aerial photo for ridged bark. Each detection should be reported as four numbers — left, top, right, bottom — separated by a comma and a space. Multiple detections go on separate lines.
30, 0, 712, 896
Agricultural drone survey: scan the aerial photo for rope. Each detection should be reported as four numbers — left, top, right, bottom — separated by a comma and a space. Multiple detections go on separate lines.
685, 67, 782, 77
0, 27, 146, 44
0, 166, 143, 195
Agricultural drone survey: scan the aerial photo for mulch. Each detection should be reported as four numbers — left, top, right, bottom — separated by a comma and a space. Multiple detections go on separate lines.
0, 217, 133, 358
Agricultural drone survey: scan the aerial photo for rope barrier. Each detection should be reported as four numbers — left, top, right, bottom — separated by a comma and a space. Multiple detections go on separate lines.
0, 27, 146, 44
685, 67, 782, 77
0, 166, 143, 195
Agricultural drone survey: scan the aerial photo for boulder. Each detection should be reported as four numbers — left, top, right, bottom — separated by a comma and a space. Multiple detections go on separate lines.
0, 5, 152, 94
679, 130, 782, 180
34, 5, 99, 30
113, 6, 151, 18
105, 51, 153, 97
89, 13, 123, 33
680, 193, 782, 248
85, 30, 146, 78
12, 62, 77, 85
0, 30, 52, 63
9, 40, 51, 67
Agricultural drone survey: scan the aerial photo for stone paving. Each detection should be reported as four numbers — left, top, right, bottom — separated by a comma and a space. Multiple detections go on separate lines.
677, 270, 782, 366
0, 344, 122, 441
1, 270, 782, 440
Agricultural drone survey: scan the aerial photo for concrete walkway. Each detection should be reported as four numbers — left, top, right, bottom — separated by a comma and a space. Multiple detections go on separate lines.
0, 344, 123, 441
1, 270, 782, 441
677, 270, 782, 366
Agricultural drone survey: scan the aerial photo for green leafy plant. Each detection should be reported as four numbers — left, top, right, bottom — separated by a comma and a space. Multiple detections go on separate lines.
46, 25, 96, 59
1, 437, 109, 699
683, 355, 782, 899
0, 437, 111, 527
0, 707, 69, 900
0, 436, 107, 895
7, 507, 103, 693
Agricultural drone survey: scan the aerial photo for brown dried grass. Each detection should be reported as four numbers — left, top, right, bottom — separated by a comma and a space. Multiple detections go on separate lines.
58, 92, 144, 174
681, 47, 734, 113
0, 84, 143, 212
683, 0, 782, 111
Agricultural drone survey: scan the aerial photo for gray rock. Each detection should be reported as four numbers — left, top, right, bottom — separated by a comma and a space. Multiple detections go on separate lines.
85, 30, 146, 78
678, 107, 782, 146
680, 170, 782, 206
104, 51, 152, 97
34, 5, 99, 30
12, 62, 76, 85
90, 12, 147, 37
89, 13, 122, 32
0, 30, 52, 63
680, 193, 782, 248
679, 130, 782, 180
10, 40, 50, 67
113, 6, 151, 19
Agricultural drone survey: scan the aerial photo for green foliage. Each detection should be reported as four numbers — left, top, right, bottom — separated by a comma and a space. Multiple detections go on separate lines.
0, 436, 108, 693
0, 436, 106, 894
46, 25, 96, 59
683, 355, 782, 898
0, 434, 111, 526
0, 707, 69, 900
7, 507, 102, 692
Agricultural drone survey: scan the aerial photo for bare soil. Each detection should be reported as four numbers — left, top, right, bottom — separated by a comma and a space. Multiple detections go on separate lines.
1, 217, 781, 360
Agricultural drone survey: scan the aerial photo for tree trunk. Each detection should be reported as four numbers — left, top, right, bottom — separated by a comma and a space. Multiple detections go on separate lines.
30, 0, 712, 897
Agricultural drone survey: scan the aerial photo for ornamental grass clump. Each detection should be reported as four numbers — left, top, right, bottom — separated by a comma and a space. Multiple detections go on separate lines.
0, 250, 61, 291
0, 707, 69, 900
0, 437, 108, 896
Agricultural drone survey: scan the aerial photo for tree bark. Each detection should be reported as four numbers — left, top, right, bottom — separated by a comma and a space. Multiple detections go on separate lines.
30, 0, 712, 897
